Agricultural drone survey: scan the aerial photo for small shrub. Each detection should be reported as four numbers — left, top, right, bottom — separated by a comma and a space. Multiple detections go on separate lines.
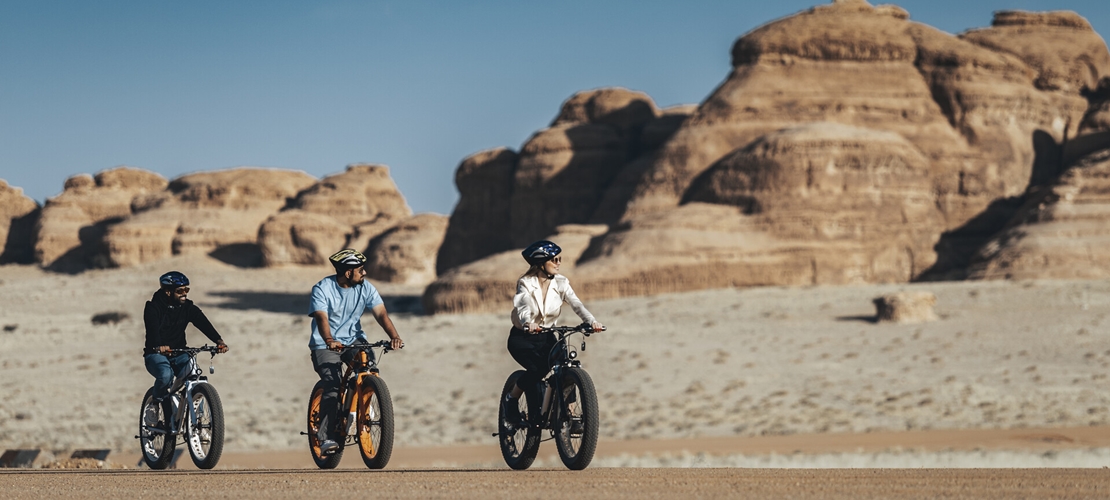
2, 324, 16, 332
91, 312, 130, 325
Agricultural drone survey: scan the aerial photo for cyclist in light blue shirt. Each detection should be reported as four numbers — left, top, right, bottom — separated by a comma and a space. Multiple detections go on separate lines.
308, 249, 404, 454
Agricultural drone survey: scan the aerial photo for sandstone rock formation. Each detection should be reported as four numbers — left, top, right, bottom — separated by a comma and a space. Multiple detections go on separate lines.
873, 292, 938, 323
364, 213, 449, 285
104, 168, 316, 267
423, 224, 608, 314
967, 146, 1110, 280
0, 180, 40, 264
424, 1, 1110, 313
436, 88, 690, 274
33, 167, 167, 269
258, 164, 412, 267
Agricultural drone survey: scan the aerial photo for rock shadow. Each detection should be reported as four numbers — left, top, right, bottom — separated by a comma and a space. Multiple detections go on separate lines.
0, 208, 40, 265
835, 315, 879, 324
208, 243, 263, 268
209, 291, 425, 316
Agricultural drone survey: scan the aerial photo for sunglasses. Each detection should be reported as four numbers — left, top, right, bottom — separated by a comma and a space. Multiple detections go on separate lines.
173, 287, 190, 295
549, 256, 562, 264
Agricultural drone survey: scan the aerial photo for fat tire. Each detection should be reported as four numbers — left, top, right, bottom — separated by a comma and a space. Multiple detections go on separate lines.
498, 370, 540, 470
358, 374, 395, 469
554, 367, 599, 470
139, 387, 176, 470
187, 383, 225, 469
307, 381, 344, 469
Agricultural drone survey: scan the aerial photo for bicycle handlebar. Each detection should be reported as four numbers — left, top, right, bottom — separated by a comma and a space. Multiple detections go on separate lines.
338, 340, 402, 352
165, 345, 223, 356
538, 323, 606, 337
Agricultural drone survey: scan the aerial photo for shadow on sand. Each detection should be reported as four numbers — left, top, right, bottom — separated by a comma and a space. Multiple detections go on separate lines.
209, 291, 425, 316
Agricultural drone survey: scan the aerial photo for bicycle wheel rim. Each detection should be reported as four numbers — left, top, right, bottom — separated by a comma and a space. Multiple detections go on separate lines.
358, 384, 381, 458
140, 396, 166, 460
188, 393, 213, 459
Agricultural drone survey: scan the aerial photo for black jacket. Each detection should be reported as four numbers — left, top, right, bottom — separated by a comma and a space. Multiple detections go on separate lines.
143, 290, 223, 355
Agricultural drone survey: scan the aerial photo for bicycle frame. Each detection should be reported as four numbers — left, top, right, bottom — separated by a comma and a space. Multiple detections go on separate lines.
536, 324, 596, 429
145, 348, 217, 438
335, 341, 392, 440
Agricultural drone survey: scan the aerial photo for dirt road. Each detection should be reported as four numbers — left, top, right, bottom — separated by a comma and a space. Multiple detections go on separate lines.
2, 468, 1108, 499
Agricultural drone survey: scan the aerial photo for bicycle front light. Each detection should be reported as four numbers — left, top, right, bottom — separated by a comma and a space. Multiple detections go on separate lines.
568, 350, 577, 360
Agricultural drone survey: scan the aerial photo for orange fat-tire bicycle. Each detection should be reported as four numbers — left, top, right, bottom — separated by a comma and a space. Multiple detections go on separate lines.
306, 340, 396, 469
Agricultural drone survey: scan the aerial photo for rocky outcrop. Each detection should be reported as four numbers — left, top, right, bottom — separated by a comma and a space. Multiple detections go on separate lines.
436, 88, 689, 275
34, 167, 167, 269
0, 180, 40, 264
424, 1, 1110, 313
365, 213, 449, 285
423, 224, 608, 314
104, 168, 316, 267
258, 164, 412, 266
967, 146, 1110, 279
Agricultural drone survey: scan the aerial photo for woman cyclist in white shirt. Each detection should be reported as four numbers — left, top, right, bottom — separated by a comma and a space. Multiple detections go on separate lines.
503, 240, 604, 426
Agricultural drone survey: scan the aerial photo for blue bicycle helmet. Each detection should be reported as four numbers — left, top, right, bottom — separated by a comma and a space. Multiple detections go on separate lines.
522, 240, 561, 266
159, 271, 190, 288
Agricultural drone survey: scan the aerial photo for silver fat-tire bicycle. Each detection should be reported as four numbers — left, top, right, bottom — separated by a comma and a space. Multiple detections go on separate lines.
136, 345, 225, 470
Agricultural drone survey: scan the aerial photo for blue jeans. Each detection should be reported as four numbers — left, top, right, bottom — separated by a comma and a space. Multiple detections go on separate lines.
144, 353, 190, 400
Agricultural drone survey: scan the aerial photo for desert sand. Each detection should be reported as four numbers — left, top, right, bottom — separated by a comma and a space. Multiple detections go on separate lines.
2, 255, 1110, 470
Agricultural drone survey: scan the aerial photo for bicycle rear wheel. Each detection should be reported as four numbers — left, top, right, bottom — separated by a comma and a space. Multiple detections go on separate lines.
187, 383, 224, 469
357, 374, 395, 469
554, 367, 599, 470
307, 381, 344, 469
498, 370, 540, 470
139, 387, 176, 470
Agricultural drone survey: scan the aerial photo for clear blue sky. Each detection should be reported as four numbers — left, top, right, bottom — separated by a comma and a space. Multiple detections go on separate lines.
2, 1, 1107, 215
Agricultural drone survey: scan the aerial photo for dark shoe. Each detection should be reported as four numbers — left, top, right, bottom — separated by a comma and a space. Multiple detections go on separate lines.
503, 396, 524, 429
319, 439, 339, 455
569, 417, 585, 436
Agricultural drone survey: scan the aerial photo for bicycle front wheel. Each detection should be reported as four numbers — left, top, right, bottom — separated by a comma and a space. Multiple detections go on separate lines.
554, 367, 599, 470
187, 383, 224, 469
307, 381, 344, 469
138, 388, 176, 470
357, 374, 395, 469
498, 370, 540, 470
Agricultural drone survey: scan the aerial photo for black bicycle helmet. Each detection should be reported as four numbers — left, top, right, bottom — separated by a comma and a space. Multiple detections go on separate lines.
329, 248, 368, 271
522, 240, 561, 266
159, 271, 190, 288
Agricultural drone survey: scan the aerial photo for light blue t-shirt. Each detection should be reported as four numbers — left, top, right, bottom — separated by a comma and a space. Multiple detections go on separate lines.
308, 275, 384, 350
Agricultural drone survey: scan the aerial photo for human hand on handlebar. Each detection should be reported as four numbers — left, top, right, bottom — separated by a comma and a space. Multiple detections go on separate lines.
390, 337, 404, 350
527, 322, 540, 333
216, 342, 229, 354
326, 339, 343, 351
591, 322, 604, 333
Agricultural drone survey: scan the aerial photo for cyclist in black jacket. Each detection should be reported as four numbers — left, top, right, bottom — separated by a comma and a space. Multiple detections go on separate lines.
143, 271, 229, 424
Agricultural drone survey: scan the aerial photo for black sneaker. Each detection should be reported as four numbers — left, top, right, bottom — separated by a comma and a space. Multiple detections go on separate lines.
569, 417, 585, 436
502, 396, 524, 429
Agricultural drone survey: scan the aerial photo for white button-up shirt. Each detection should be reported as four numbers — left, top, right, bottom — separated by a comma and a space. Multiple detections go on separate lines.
511, 274, 596, 330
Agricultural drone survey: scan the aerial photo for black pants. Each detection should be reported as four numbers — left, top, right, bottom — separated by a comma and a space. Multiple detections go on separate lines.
507, 327, 557, 392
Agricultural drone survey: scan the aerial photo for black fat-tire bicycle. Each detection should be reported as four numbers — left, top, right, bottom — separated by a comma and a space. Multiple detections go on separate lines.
496, 323, 603, 470
136, 345, 225, 470
305, 340, 396, 469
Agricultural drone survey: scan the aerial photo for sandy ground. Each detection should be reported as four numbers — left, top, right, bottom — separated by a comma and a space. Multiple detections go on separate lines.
2, 255, 1110, 468
3, 468, 1110, 500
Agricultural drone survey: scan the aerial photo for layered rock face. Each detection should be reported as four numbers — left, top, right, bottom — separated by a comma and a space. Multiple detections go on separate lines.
0, 180, 40, 264
104, 168, 316, 267
436, 88, 691, 274
365, 213, 449, 285
424, 1, 1110, 313
968, 146, 1110, 279
258, 164, 412, 267
34, 167, 167, 269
